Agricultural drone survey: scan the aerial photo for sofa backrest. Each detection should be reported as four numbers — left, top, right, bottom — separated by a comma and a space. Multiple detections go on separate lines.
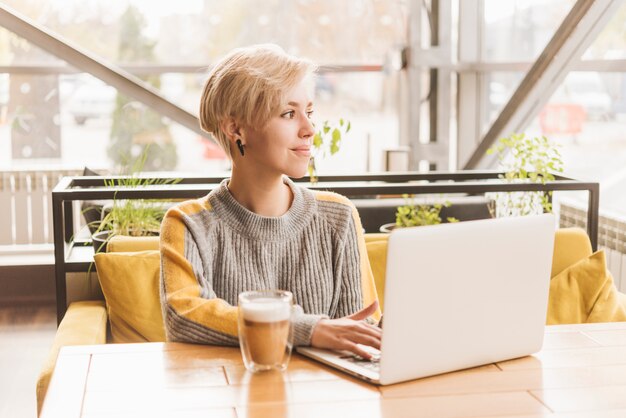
107, 235, 160, 252
95, 228, 591, 343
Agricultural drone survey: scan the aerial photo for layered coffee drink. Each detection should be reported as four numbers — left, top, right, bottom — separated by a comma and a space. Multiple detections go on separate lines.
238, 290, 293, 372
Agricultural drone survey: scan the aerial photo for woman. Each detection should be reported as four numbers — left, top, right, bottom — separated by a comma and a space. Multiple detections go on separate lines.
160, 44, 381, 358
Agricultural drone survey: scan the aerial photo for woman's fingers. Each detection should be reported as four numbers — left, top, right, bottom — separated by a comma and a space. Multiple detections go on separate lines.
310, 304, 384, 356
349, 333, 381, 350
337, 323, 381, 351
342, 341, 376, 360
361, 321, 383, 336
352, 322, 382, 340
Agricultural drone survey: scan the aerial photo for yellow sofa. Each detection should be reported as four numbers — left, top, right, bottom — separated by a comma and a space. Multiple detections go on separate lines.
37, 227, 624, 414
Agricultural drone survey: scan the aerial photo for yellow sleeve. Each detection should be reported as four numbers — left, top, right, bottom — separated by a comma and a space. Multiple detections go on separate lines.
160, 202, 239, 341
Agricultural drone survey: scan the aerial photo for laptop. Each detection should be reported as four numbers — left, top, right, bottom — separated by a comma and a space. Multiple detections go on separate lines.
297, 214, 555, 385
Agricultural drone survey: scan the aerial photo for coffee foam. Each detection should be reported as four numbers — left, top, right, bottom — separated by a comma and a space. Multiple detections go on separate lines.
242, 298, 291, 322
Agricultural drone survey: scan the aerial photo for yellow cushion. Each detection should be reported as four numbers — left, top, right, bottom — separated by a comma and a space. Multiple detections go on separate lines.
551, 227, 592, 278
93, 250, 166, 343
106, 234, 160, 253
366, 239, 388, 310
547, 250, 626, 324
36, 300, 107, 416
364, 233, 388, 244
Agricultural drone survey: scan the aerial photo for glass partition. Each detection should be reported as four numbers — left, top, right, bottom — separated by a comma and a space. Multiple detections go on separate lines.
0, 0, 407, 173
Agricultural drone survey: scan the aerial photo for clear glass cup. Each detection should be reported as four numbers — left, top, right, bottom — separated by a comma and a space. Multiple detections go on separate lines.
238, 290, 294, 372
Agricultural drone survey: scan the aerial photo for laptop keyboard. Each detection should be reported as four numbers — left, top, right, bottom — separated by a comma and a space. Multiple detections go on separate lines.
339, 347, 381, 373
352, 357, 380, 373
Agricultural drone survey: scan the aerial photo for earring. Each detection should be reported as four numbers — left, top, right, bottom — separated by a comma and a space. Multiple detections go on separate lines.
236, 138, 245, 157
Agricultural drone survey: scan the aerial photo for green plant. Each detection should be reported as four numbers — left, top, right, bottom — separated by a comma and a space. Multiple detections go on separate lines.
92, 149, 179, 241
395, 194, 459, 228
94, 198, 165, 238
307, 118, 351, 183
486, 133, 564, 217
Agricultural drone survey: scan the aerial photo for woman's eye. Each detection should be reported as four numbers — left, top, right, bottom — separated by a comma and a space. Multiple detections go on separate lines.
306, 110, 314, 118
281, 110, 296, 119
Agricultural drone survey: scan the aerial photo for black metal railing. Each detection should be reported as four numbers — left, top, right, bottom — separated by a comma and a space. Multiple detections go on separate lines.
52, 171, 599, 324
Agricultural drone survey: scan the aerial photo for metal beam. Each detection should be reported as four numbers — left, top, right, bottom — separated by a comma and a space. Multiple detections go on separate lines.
434, 0, 452, 171
7, 58, 626, 76
403, 0, 423, 157
0, 5, 206, 138
464, 0, 622, 169
456, 0, 483, 171
407, 0, 453, 171
0, 64, 386, 75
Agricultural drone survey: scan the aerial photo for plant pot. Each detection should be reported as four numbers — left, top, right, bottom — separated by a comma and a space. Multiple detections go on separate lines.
379, 223, 397, 233
92, 230, 113, 253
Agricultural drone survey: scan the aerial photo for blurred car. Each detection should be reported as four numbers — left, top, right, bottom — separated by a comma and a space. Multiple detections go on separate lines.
67, 82, 116, 125
490, 73, 614, 121
553, 72, 614, 121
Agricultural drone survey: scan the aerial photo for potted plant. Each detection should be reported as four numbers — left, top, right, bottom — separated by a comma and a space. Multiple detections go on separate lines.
486, 133, 564, 217
90, 150, 179, 252
380, 194, 459, 232
91, 198, 167, 253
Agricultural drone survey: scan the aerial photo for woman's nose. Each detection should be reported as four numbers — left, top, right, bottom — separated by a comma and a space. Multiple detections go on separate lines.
301, 115, 315, 138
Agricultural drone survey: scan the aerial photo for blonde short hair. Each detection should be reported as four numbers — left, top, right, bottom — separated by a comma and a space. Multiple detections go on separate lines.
199, 44, 316, 159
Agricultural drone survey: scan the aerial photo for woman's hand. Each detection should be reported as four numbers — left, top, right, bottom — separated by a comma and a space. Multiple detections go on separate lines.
310, 301, 382, 359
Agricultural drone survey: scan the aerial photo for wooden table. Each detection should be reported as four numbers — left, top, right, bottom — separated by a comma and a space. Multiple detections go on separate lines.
40, 322, 626, 418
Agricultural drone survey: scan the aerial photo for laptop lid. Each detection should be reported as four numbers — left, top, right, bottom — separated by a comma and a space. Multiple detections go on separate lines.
378, 214, 555, 385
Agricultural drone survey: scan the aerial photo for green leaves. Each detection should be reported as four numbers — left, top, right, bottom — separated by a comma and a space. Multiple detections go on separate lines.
486, 133, 564, 216
488, 133, 564, 183
307, 156, 317, 184
313, 132, 323, 148
309, 118, 351, 183
94, 146, 180, 237
395, 194, 455, 228
330, 128, 341, 155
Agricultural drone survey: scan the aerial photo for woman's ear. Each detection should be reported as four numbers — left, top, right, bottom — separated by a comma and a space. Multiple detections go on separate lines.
220, 118, 246, 158
220, 117, 242, 143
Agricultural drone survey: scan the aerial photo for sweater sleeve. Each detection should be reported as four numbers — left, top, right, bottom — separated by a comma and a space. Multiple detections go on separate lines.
159, 204, 239, 345
291, 307, 327, 347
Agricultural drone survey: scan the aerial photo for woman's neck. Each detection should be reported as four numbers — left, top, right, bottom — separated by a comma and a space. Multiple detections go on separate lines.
227, 170, 293, 217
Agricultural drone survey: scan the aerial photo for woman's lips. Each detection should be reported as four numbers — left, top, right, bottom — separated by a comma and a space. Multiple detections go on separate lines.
292, 147, 311, 156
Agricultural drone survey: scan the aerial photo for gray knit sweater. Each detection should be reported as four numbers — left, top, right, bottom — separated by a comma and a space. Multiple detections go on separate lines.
159, 177, 378, 346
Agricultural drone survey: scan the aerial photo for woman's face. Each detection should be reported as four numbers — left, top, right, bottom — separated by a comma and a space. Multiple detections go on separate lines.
241, 80, 315, 178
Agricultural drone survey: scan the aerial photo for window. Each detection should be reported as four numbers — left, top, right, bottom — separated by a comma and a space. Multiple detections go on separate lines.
0, 0, 407, 174
469, 1, 626, 217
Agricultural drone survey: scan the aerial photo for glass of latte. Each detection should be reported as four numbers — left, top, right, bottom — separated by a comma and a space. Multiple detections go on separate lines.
238, 290, 293, 372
